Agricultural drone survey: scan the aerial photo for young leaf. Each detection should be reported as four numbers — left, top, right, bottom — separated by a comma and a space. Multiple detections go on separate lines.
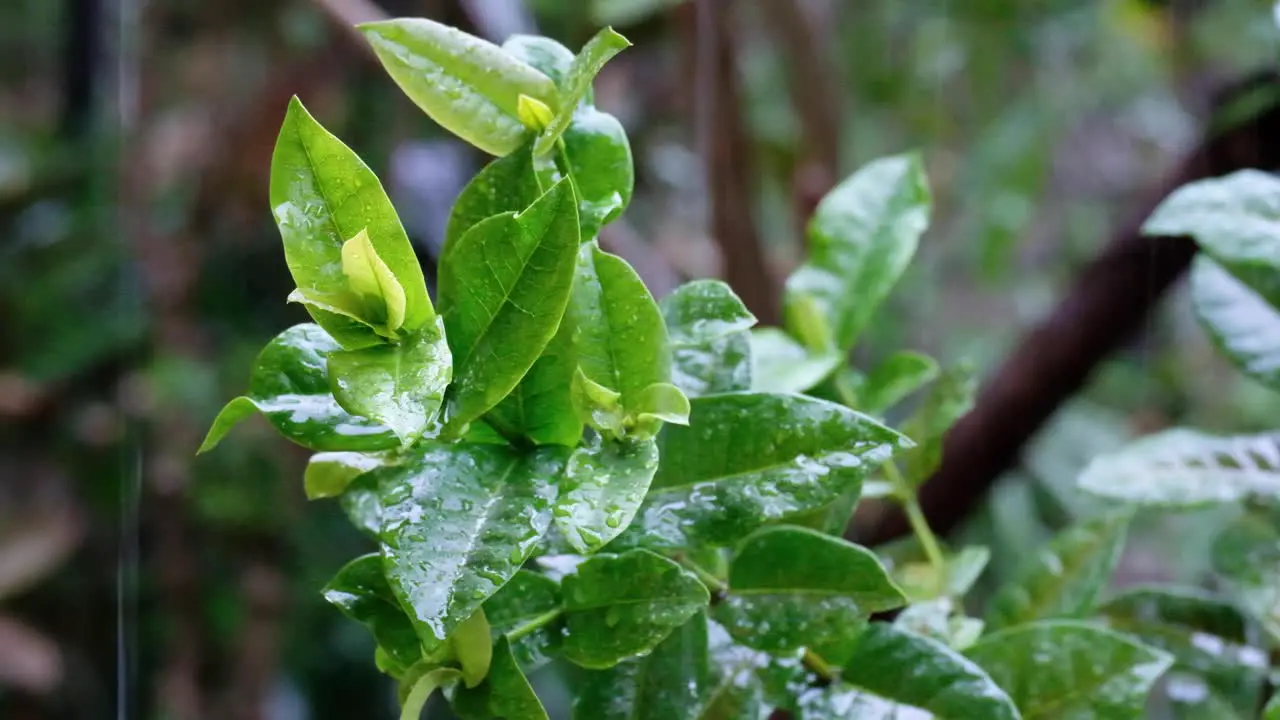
270, 98, 431, 348
713, 526, 906, 653
661, 280, 757, 397
856, 350, 940, 416
373, 443, 569, 653
199, 324, 398, 453
621, 392, 909, 549
887, 544, 992, 603
450, 637, 548, 720
1212, 510, 1280, 644
437, 180, 580, 431
634, 382, 690, 430
534, 28, 631, 155
561, 549, 710, 668
517, 94, 554, 130
966, 620, 1174, 719
484, 570, 563, 671
304, 451, 392, 500
327, 319, 452, 443
835, 623, 1020, 719
400, 667, 463, 720
322, 554, 422, 676
785, 152, 931, 352
985, 509, 1131, 630
555, 437, 659, 554
571, 367, 628, 438
1078, 428, 1280, 508
359, 18, 558, 156
486, 317, 582, 447
1143, 169, 1280, 277
898, 361, 977, 485
572, 613, 709, 720
451, 608, 492, 688
1191, 256, 1280, 391
749, 327, 841, 394
341, 228, 408, 334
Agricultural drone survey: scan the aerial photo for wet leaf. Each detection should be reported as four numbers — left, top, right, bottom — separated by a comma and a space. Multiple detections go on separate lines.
304, 451, 392, 500
483, 570, 563, 671
535, 28, 630, 155
985, 509, 1131, 630
966, 620, 1174, 719
502, 35, 574, 87
893, 598, 985, 650
561, 549, 709, 668
555, 437, 659, 554
785, 153, 931, 352
340, 472, 382, 538
327, 319, 452, 443
560, 108, 634, 240
1212, 510, 1280, 644
270, 98, 432, 348
486, 316, 582, 446
898, 362, 977, 485
887, 544, 992, 603
622, 392, 908, 549
341, 228, 407, 334
443, 141, 544, 265
713, 526, 906, 653
1078, 428, 1280, 508
749, 328, 841, 394
450, 637, 548, 720
701, 620, 770, 720
373, 443, 568, 653
856, 350, 940, 416
322, 554, 421, 676
199, 324, 398, 453
438, 180, 580, 431
572, 612, 709, 720
360, 18, 558, 156
1190, 257, 1280, 391
1143, 169, 1280, 279
662, 280, 757, 397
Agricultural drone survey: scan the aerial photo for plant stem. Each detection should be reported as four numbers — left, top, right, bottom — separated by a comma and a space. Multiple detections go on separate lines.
678, 556, 728, 595
802, 648, 837, 683
505, 610, 562, 643
883, 461, 946, 574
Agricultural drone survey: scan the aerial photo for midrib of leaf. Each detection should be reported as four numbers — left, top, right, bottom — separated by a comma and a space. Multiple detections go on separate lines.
451, 456, 521, 612
656, 445, 879, 492
296, 123, 355, 249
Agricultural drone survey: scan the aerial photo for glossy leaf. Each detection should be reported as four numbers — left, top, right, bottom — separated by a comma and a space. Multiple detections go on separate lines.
502, 35, 574, 87
270, 98, 431, 348
304, 451, 392, 500
560, 108, 634, 240
484, 570, 563, 671
535, 28, 630, 154
785, 153, 931, 352
572, 612, 709, 720
327, 319, 452, 443
1212, 510, 1280, 643
1143, 169, 1280, 277
341, 228, 407, 334
400, 667, 463, 720
374, 443, 568, 652
662, 280, 757, 397
702, 620, 770, 720
749, 327, 841, 394
1078, 428, 1280, 508
450, 637, 547, 720
1191, 256, 1280, 391
714, 526, 906, 652
443, 141, 544, 265
967, 620, 1174, 719
322, 554, 421, 676
555, 437, 659, 554
623, 392, 908, 549
837, 623, 1020, 719
561, 549, 709, 668
898, 361, 977, 485
359, 18, 558, 156
486, 316, 582, 446
985, 510, 1131, 630
438, 181, 580, 431
199, 324, 398, 453
856, 350, 940, 416
451, 609, 492, 688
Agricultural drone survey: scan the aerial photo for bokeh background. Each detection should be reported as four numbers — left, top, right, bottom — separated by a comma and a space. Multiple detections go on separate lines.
1, 0, 1278, 718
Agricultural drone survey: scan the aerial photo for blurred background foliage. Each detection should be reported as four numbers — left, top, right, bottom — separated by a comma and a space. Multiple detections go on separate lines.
1, 0, 1278, 717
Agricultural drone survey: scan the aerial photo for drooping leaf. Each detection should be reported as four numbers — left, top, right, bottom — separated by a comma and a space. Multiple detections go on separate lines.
662, 280, 757, 397
534, 28, 631, 155
713, 526, 906, 653
322, 554, 422, 676
359, 18, 559, 156
561, 549, 710, 668
443, 141, 544, 265
985, 510, 1132, 630
270, 98, 432, 348
450, 608, 492, 688
486, 315, 582, 446
749, 327, 841, 394
199, 324, 398, 453
327, 319, 452, 443
856, 350, 940, 416
966, 620, 1174, 719
572, 612, 709, 720
555, 437, 659, 554
483, 570, 563, 671
1212, 510, 1280, 644
621, 392, 909, 549
1190, 256, 1280, 391
450, 637, 548, 720
438, 180, 580, 431
1078, 428, 1280, 508
400, 667, 463, 720
898, 361, 977, 485
374, 443, 568, 652
304, 451, 393, 500
784, 153, 931, 352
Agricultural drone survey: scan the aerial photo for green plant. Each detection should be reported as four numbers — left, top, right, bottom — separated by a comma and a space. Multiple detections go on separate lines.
199, 15, 1274, 720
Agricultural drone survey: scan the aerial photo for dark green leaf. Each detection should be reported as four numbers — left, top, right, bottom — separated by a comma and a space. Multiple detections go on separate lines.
899, 362, 977, 485
560, 108, 634, 240
438, 180, 580, 431
451, 637, 548, 720
534, 28, 630, 155
340, 472, 382, 538
1078, 428, 1280, 508
199, 324, 398, 453
622, 392, 909, 549
484, 570, 563, 671
486, 315, 582, 446
713, 526, 906, 652
1212, 510, 1280, 643
662, 280, 757, 397
359, 18, 558, 156
985, 510, 1131, 630
561, 549, 710, 668
322, 554, 421, 676
442, 141, 545, 265
966, 620, 1174, 719
555, 437, 659, 554
1191, 256, 1280, 391
502, 35, 574, 87
1143, 169, 1280, 279
270, 98, 432, 348
785, 153, 931, 352
375, 443, 568, 652
856, 351, 940, 416
572, 613, 709, 720
304, 451, 393, 500
327, 320, 452, 443
749, 328, 841, 394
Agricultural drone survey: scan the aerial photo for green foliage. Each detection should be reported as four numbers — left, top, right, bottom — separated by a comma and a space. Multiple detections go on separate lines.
205, 18, 1280, 718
